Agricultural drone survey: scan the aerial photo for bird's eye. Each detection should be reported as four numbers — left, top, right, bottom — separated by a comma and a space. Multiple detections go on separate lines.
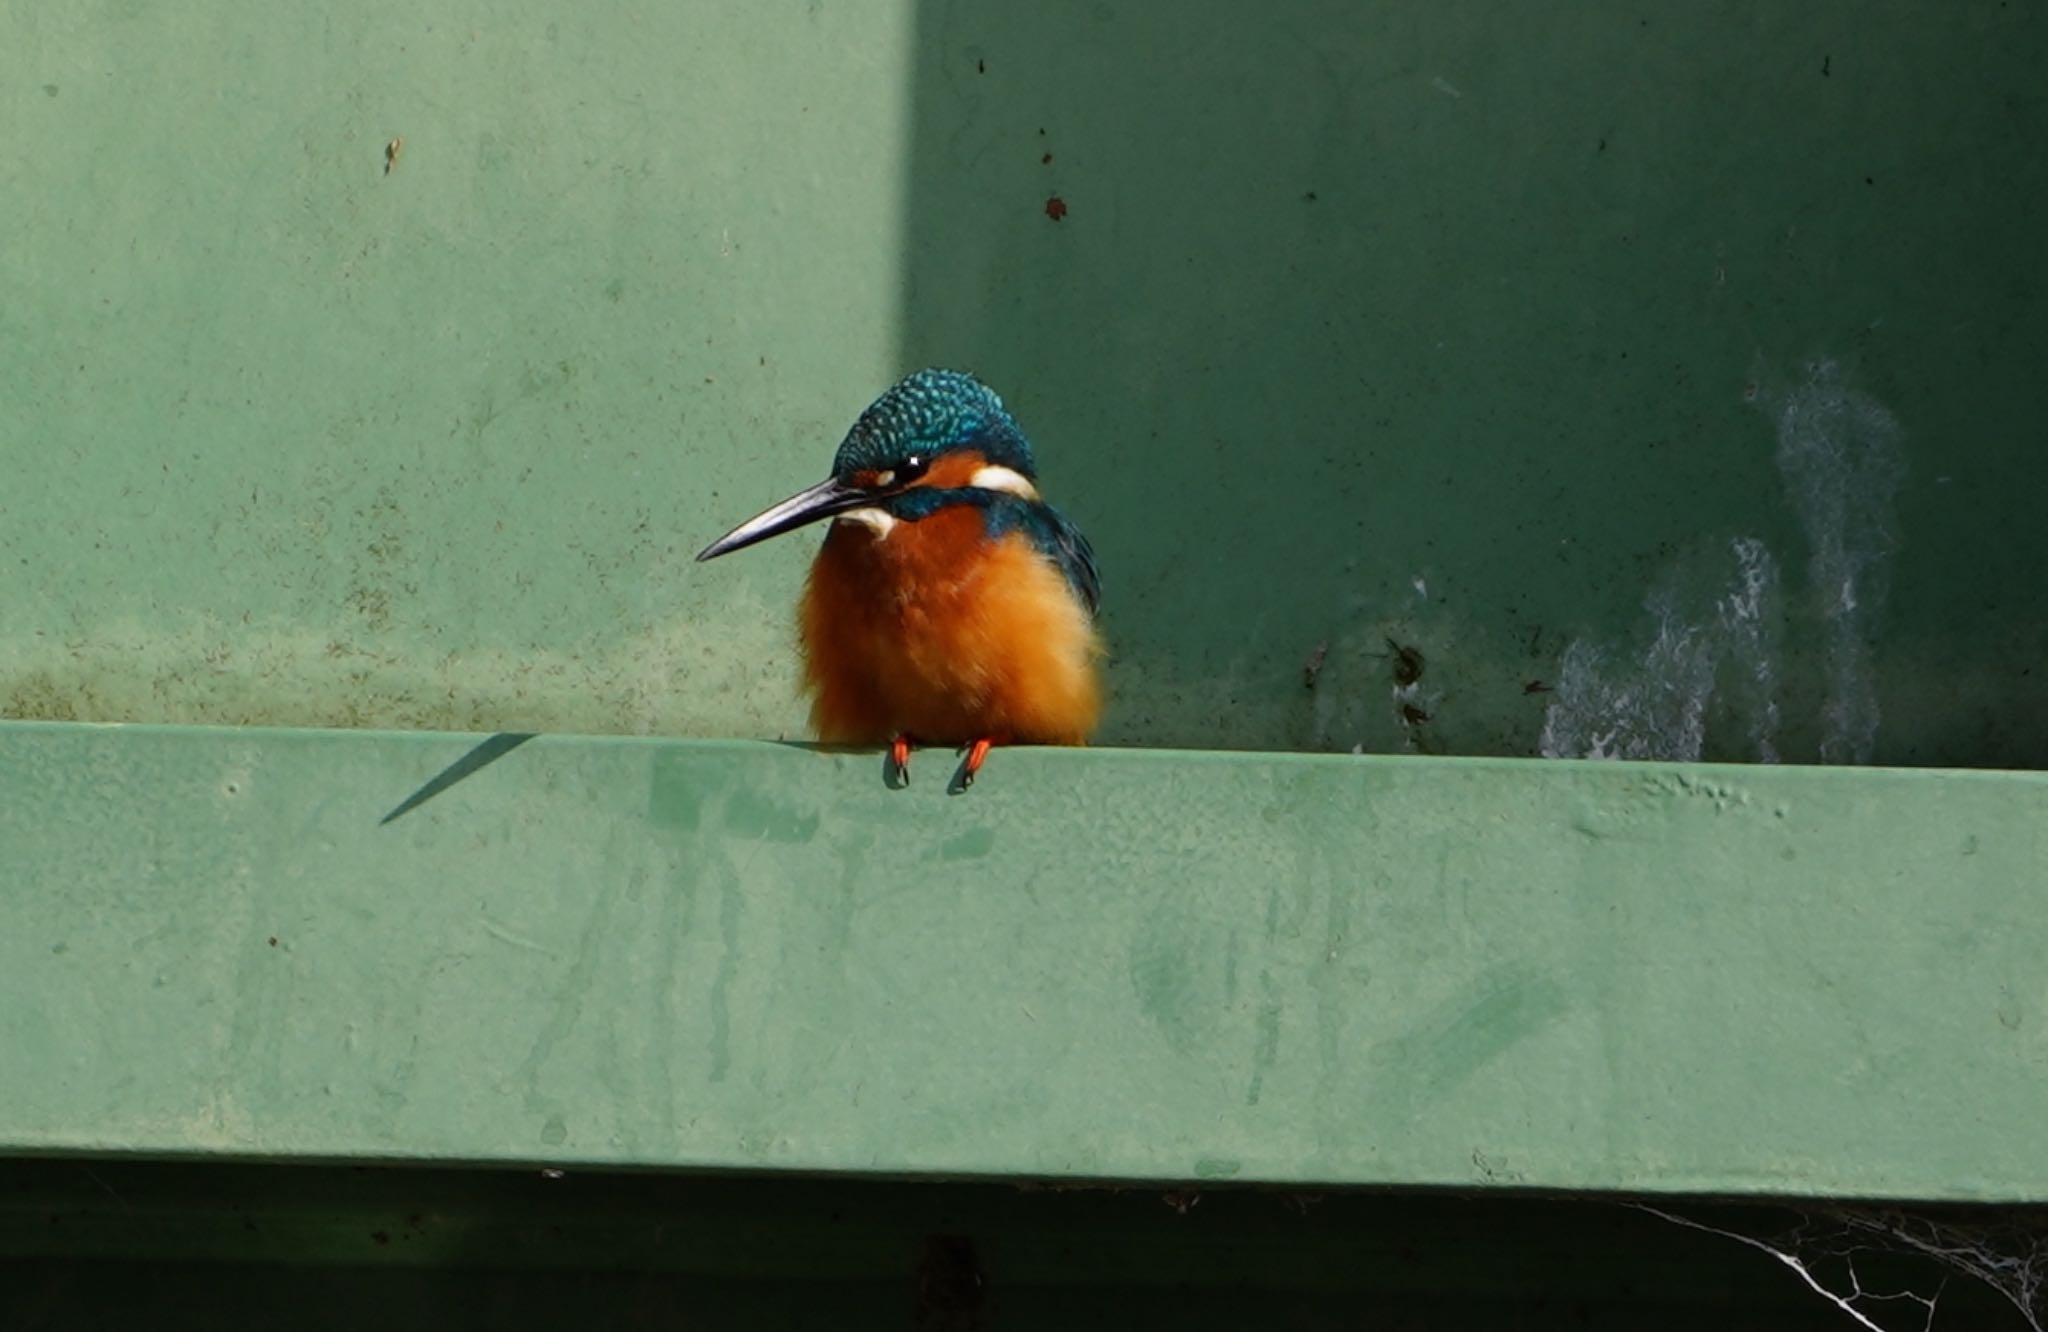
862, 456, 928, 491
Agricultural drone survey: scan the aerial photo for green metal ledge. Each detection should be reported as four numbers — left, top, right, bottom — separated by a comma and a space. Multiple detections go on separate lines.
2, 721, 2042, 1202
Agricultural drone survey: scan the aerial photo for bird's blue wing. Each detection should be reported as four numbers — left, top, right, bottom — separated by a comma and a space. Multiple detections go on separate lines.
988, 498, 1100, 617
888, 487, 1102, 616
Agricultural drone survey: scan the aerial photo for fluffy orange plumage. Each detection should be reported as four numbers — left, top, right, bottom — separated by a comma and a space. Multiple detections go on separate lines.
800, 493, 1104, 748
695, 368, 1103, 784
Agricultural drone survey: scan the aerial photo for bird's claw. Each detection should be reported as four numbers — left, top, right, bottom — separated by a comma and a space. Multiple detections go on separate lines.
951, 738, 994, 794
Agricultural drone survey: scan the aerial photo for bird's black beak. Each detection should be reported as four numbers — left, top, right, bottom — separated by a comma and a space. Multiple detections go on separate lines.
695, 476, 871, 561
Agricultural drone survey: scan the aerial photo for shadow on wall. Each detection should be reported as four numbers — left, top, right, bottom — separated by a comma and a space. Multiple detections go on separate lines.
893, 1, 2048, 768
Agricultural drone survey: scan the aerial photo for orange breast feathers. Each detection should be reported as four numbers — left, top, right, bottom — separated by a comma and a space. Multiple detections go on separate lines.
798, 501, 1103, 748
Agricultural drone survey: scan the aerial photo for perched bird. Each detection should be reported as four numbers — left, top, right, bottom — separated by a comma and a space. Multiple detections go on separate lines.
696, 369, 1103, 788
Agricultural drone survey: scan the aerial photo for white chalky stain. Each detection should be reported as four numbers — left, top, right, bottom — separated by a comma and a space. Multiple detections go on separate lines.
1540, 357, 1902, 765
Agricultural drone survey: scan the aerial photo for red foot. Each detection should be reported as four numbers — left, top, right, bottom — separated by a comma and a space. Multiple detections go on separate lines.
889, 733, 913, 786
960, 738, 993, 788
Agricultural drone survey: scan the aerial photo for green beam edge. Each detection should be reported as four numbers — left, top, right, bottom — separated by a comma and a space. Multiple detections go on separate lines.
1, 720, 2042, 1203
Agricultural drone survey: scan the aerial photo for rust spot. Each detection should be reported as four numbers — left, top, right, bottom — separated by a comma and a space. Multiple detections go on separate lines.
1044, 196, 1067, 222
1385, 638, 1424, 687
1302, 641, 1328, 690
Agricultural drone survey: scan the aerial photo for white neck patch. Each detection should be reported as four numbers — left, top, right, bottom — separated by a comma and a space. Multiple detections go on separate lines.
969, 465, 1039, 500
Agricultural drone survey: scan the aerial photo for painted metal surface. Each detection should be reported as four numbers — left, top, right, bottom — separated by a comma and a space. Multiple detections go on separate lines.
3, 722, 2041, 1201
3, 4, 2044, 767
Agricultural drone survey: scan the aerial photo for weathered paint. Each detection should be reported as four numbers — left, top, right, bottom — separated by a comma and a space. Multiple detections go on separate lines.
2, 722, 2042, 1202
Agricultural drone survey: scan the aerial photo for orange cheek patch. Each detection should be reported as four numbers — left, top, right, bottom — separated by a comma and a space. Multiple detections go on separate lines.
915, 451, 990, 490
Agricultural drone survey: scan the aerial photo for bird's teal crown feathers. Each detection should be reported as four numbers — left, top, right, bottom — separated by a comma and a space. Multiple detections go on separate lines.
831, 368, 1036, 480
837, 369, 1098, 615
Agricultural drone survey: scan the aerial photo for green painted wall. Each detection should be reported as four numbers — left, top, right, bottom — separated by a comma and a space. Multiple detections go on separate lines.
5, 3, 2043, 766
894, 1, 2048, 768
4, 4, 918, 739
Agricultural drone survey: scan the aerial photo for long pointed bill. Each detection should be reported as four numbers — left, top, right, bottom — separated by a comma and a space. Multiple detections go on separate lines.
695, 476, 870, 561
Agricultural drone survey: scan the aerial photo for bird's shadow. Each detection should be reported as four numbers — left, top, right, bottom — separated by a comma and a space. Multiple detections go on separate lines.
379, 732, 537, 825
380, 735, 976, 825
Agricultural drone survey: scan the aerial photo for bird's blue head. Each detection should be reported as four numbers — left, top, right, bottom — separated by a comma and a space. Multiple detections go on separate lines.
829, 368, 1035, 482
697, 368, 1038, 561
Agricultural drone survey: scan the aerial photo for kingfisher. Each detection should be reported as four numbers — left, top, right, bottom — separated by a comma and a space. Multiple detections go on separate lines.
695, 369, 1103, 789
